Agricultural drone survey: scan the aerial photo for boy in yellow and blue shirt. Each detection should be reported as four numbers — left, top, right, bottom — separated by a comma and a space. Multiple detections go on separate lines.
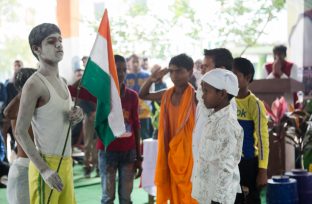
232, 57, 269, 204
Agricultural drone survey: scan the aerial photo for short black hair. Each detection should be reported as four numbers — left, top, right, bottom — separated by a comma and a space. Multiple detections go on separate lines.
129, 54, 139, 61
204, 48, 233, 70
14, 68, 37, 91
273, 45, 287, 56
81, 56, 88, 61
169, 53, 194, 71
28, 23, 61, 60
114, 54, 126, 64
233, 57, 255, 83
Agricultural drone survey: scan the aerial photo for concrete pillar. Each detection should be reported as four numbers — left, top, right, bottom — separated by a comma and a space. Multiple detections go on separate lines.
56, 0, 80, 83
288, 0, 312, 92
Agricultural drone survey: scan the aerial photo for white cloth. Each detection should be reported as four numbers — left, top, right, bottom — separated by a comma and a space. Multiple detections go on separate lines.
192, 86, 213, 176
191, 104, 243, 204
7, 157, 30, 204
141, 138, 158, 196
193, 86, 237, 177
31, 72, 73, 156
201, 68, 239, 96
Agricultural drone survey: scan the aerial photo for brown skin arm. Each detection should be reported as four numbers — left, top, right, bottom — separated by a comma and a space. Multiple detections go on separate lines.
272, 57, 283, 77
257, 168, 268, 188
134, 127, 142, 179
139, 68, 169, 101
4, 93, 34, 158
4, 93, 21, 120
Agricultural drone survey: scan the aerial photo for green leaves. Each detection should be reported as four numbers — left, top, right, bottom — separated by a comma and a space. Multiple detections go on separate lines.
128, 0, 149, 17
84, 0, 286, 59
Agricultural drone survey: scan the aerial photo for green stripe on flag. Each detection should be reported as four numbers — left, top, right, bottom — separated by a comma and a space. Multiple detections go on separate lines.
81, 59, 115, 147
96, 101, 115, 147
81, 59, 110, 102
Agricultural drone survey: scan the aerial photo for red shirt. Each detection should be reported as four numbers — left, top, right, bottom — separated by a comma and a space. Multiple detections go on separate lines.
68, 85, 97, 104
96, 85, 140, 151
265, 60, 294, 78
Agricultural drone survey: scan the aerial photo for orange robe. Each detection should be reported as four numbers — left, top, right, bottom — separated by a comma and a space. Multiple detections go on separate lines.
155, 84, 197, 204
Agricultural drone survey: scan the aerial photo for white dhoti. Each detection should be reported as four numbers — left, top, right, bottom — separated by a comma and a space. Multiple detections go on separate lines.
7, 157, 30, 204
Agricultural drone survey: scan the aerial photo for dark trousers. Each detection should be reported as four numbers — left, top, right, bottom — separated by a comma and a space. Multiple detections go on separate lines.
235, 157, 261, 204
140, 118, 153, 140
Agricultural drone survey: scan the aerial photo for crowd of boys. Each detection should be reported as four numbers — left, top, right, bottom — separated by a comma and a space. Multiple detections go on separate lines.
1, 22, 303, 204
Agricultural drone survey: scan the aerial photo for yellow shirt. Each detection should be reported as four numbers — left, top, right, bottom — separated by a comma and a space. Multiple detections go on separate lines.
235, 92, 269, 169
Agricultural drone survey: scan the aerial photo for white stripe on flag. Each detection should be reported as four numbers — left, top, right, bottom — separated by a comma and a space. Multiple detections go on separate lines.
90, 34, 109, 73
108, 81, 128, 137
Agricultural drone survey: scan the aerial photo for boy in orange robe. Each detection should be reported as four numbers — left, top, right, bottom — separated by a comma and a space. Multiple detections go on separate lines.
140, 53, 197, 204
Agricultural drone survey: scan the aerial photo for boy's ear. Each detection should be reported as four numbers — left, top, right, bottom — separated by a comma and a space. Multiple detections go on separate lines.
188, 69, 193, 77
219, 89, 227, 99
32, 45, 40, 55
246, 74, 252, 83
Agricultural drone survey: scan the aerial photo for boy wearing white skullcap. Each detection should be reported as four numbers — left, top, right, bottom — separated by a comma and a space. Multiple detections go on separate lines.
191, 68, 244, 204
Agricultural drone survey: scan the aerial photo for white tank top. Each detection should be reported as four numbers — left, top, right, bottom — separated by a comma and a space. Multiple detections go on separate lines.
31, 72, 73, 157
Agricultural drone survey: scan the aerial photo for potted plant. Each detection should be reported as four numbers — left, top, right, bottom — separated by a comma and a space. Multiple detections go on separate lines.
265, 97, 312, 170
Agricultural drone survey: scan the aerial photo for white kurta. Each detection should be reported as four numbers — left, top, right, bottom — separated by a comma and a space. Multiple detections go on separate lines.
193, 87, 237, 178
191, 104, 243, 204
192, 86, 213, 174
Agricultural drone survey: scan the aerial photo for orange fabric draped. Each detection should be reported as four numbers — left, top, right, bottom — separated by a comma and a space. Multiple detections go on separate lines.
155, 84, 197, 204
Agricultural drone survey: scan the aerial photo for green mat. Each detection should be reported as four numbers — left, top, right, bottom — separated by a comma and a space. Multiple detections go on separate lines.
0, 164, 269, 204
0, 164, 148, 204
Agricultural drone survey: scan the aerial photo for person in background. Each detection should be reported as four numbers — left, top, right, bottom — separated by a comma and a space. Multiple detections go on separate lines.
2, 60, 24, 157
141, 57, 150, 73
0, 82, 7, 162
0, 128, 9, 188
189, 74, 198, 90
70, 66, 85, 151
263, 45, 300, 81
5, 60, 23, 105
70, 57, 98, 178
193, 59, 203, 87
233, 57, 269, 204
97, 54, 142, 204
0, 82, 7, 109
126, 56, 133, 73
125, 54, 153, 141
74, 67, 84, 81
4, 68, 36, 204
81, 56, 88, 68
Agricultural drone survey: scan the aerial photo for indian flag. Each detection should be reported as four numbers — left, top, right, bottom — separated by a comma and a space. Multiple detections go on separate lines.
81, 9, 127, 147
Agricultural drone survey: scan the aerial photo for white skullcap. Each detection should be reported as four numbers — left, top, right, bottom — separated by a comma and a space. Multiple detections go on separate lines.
201, 68, 239, 96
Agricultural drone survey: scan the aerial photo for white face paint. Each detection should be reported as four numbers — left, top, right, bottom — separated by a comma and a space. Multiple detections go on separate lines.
38, 33, 63, 64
